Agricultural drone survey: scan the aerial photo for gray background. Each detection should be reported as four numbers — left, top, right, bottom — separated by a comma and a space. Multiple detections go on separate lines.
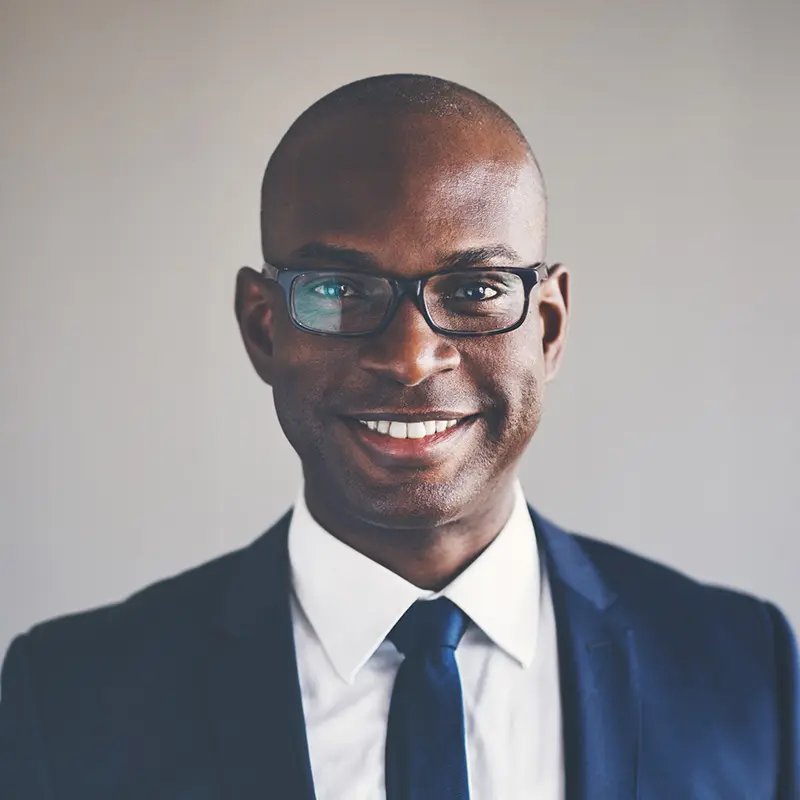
1, 0, 798, 661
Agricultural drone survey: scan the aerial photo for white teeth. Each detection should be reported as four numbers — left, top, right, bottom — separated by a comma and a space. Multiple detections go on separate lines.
358, 418, 461, 439
388, 421, 407, 438
407, 422, 426, 439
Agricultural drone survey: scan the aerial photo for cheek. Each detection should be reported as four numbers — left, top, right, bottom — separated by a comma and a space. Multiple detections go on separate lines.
269, 331, 328, 441
479, 326, 545, 442
270, 328, 352, 435
272, 320, 341, 390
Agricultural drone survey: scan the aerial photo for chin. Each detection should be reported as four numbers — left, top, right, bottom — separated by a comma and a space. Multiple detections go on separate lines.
343, 474, 480, 530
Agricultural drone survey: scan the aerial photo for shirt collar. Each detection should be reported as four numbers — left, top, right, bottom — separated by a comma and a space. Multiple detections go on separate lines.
288, 481, 540, 684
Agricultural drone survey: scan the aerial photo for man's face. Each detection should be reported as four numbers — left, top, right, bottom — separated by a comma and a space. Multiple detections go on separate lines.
239, 111, 567, 529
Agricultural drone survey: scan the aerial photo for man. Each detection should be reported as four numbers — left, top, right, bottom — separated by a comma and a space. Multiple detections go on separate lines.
0, 74, 797, 799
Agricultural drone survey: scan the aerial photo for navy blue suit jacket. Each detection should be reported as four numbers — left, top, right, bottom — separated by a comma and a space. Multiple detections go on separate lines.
1, 508, 798, 799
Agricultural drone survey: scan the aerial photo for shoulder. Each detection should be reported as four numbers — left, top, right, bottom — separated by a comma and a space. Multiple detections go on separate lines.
561, 524, 799, 788
573, 530, 771, 618
559, 525, 795, 666
14, 550, 236, 677
531, 503, 794, 663
8, 518, 289, 685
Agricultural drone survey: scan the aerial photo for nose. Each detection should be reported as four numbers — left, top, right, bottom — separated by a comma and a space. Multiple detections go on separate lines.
358, 297, 460, 386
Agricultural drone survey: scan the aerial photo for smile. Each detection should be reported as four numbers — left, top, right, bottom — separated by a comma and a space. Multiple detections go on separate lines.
357, 419, 458, 439
338, 413, 480, 468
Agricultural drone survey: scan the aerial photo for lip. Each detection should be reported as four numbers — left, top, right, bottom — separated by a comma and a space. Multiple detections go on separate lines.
338, 414, 480, 467
343, 411, 477, 423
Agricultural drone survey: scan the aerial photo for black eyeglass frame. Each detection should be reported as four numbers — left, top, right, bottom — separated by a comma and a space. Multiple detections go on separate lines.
260, 261, 550, 338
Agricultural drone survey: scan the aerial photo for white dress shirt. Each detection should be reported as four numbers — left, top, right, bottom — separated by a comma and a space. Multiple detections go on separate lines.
288, 481, 564, 799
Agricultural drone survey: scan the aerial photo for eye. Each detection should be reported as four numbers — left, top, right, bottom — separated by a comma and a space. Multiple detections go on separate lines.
451, 282, 501, 301
312, 280, 359, 299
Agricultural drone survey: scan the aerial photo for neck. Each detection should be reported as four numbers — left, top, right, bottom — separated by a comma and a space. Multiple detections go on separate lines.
303, 480, 518, 591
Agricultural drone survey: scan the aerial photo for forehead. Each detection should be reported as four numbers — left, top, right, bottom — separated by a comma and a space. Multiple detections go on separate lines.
266, 111, 546, 268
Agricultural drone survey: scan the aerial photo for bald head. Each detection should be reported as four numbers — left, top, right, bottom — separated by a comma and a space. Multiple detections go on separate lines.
260, 74, 547, 259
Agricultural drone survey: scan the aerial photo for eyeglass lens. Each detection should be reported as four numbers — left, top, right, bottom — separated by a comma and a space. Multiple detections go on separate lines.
290, 270, 527, 335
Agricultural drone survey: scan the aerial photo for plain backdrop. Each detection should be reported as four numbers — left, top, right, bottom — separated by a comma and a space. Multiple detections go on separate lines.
1, 0, 798, 661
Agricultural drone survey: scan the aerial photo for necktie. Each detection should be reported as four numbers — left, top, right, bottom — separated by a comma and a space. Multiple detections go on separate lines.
385, 597, 470, 800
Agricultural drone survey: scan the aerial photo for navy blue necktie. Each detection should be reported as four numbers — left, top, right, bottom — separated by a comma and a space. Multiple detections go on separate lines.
385, 597, 470, 800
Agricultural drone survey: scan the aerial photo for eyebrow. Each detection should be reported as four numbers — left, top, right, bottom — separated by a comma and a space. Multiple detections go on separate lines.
288, 242, 381, 271
287, 242, 525, 273
437, 245, 523, 269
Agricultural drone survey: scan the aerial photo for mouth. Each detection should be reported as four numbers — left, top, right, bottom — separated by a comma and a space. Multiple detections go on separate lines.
337, 412, 481, 467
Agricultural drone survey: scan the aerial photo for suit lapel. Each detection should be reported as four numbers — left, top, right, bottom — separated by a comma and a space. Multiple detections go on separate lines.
532, 508, 641, 800
206, 512, 316, 800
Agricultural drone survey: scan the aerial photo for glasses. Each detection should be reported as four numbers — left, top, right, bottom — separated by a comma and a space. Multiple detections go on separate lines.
261, 262, 550, 337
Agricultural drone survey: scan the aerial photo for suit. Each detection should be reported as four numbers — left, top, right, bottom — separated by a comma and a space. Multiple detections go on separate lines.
1, 507, 798, 799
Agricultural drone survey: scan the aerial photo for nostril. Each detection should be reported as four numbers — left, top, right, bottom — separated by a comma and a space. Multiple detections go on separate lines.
357, 307, 460, 385
358, 345, 459, 387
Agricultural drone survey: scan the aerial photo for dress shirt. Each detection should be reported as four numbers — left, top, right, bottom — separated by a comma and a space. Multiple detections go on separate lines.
288, 481, 564, 800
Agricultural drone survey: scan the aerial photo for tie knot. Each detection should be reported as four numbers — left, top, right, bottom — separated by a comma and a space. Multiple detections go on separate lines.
388, 597, 468, 656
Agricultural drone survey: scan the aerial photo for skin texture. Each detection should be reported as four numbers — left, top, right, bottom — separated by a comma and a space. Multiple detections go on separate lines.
237, 107, 570, 590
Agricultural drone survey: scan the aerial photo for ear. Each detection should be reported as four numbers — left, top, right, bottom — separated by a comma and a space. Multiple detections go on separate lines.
537, 263, 570, 383
235, 266, 278, 386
